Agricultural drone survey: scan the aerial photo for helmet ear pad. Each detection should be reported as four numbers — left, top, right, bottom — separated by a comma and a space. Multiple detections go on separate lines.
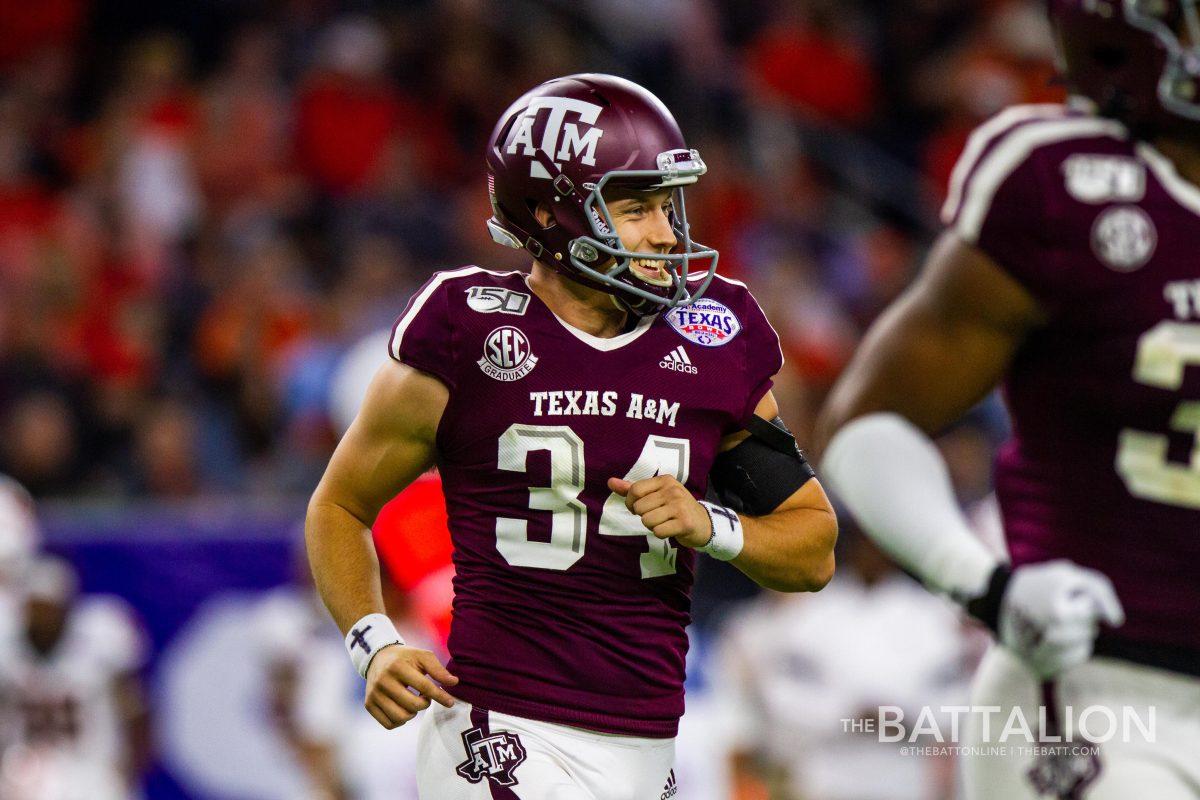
531, 202, 556, 231
522, 196, 623, 295
528, 198, 635, 297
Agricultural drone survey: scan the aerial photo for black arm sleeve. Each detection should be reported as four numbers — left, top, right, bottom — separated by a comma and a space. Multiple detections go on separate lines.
708, 417, 816, 515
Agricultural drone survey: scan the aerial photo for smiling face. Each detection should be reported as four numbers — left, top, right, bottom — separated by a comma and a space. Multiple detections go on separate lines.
602, 187, 679, 287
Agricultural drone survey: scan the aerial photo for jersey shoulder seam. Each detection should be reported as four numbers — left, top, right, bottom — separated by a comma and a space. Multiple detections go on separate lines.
432, 265, 525, 286
390, 267, 529, 362
943, 105, 1124, 219
390, 268, 480, 360
702, 274, 785, 377
946, 112, 1128, 242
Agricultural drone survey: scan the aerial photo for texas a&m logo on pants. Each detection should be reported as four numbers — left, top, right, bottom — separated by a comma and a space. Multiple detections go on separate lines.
478, 326, 538, 381
455, 726, 527, 787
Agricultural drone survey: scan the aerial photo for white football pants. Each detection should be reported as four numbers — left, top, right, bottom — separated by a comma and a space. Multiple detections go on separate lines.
962, 645, 1200, 799
416, 699, 677, 800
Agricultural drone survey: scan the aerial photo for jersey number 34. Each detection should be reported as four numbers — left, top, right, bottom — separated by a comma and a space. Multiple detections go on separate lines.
495, 424, 690, 578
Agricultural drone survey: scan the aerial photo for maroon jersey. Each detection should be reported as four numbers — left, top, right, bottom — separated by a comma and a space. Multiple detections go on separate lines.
944, 104, 1200, 668
388, 268, 782, 736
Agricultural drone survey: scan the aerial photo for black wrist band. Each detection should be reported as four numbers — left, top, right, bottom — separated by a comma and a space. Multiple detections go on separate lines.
964, 564, 1012, 634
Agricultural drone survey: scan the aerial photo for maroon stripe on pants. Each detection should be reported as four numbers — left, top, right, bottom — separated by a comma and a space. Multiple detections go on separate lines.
1030, 680, 1103, 800
469, 706, 522, 800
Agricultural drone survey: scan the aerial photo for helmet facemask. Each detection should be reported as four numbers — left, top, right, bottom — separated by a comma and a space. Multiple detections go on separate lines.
1049, 0, 1200, 136
566, 149, 719, 317
1125, 0, 1200, 120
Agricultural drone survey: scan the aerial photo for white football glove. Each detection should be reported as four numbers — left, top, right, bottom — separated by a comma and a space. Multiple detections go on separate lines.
997, 560, 1125, 678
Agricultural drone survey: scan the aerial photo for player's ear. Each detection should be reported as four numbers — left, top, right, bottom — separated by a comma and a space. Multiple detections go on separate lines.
533, 202, 555, 230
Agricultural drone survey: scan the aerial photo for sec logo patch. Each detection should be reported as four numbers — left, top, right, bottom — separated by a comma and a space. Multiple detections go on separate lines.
1091, 205, 1156, 272
665, 298, 741, 346
478, 326, 538, 381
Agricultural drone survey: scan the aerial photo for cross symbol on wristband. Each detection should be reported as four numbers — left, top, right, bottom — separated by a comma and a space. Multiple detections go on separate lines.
349, 625, 372, 652
709, 506, 738, 527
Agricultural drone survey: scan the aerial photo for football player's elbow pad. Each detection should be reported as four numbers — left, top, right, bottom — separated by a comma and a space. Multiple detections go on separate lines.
709, 416, 816, 515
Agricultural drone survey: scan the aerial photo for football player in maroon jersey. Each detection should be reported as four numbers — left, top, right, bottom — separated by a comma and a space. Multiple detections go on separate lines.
306, 74, 837, 799
817, 3, 1200, 798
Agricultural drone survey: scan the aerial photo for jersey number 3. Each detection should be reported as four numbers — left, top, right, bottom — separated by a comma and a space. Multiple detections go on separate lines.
1117, 321, 1200, 508
495, 424, 690, 577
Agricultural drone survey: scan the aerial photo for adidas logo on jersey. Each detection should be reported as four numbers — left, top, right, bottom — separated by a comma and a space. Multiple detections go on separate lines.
659, 346, 697, 374
660, 769, 677, 799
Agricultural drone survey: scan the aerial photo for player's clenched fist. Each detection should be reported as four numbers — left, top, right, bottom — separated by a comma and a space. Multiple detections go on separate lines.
607, 475, 712, 549
364, 645, 458, 729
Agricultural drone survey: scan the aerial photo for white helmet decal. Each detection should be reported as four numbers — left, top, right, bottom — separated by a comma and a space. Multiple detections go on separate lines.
506, 97, 605, 178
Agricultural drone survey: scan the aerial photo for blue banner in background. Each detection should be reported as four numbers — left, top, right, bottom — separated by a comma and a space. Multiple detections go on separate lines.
44, 506, 301, 800
37, 505, 730, 800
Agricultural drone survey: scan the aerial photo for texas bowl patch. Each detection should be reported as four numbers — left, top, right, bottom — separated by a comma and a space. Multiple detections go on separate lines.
665, 299, 741, 346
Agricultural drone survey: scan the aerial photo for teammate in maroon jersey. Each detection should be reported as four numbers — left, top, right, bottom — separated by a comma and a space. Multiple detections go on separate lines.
306, 74, 837, 799
816, 3, 1200, 798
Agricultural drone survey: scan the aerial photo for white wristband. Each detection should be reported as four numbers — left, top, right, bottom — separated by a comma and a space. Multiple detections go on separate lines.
698, 501, 744, 561
344, 613, 405, 678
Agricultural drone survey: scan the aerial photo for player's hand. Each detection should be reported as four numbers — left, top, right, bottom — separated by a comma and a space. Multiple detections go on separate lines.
363, 645, 459, 730
607, 475, 712, 549
999, 560, 1125, 678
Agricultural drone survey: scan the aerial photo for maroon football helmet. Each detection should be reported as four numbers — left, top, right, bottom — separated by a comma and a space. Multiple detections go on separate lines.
485, 74, 718, 315
1049, 0, 1200, 136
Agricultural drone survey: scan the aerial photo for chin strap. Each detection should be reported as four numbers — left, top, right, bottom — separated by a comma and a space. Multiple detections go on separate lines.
613, 291, 661, 318
608, 291, 646, 325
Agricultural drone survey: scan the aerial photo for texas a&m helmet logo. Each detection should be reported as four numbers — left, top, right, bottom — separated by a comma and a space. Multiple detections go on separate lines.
665, 298, 742, 347
478, 326, 538, 381
455, 726, 527, 787
505, 97, 605, 180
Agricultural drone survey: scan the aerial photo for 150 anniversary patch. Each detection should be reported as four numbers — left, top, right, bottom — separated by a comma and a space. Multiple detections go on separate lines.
466, 286, 530, 315
665, 298, 741, 346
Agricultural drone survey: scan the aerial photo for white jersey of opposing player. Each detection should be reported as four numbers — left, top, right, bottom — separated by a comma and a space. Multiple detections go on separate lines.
0, 475, 40, 653
248, 586, 428, 800
719, 573, 974, 800
0, 595, 146, 800
251, 587, 357, 773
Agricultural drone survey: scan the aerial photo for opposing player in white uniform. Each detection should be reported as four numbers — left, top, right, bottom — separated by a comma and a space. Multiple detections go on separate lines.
0, 557, 150, 800
720, 531, 972, 800
0, 475, 40, 645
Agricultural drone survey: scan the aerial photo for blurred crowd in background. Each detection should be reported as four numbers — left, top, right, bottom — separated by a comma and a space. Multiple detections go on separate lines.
0, 0, 1060, 501
0, 1, 1064, 798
